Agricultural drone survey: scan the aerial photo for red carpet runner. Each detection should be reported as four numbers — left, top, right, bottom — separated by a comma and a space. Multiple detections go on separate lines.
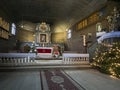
40, 69, 85, 90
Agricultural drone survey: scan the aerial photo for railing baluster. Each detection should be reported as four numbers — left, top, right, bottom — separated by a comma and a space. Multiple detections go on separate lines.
62, 53, 89, 64
0, 53, 36, 65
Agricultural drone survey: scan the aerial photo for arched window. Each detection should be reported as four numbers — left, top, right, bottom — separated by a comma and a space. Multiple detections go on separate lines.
67, 29, 71, 39
11, 23, 16, 35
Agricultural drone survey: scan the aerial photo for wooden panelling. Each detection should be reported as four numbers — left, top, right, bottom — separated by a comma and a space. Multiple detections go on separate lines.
52, 32, 65, 43
17, 29, 34, 42
0, 17, 10, 39
77, 12, 99, 30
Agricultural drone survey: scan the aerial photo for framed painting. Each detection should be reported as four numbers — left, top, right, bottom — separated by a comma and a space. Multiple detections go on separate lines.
40, 34, 46, 42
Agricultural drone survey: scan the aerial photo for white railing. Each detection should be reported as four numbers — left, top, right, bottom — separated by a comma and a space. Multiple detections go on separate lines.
0, 53, 90, 65
62, 53, 89, 64
0, 53, 36, 65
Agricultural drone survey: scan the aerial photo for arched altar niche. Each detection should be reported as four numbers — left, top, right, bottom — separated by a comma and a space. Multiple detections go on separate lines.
35, 22, 51, 44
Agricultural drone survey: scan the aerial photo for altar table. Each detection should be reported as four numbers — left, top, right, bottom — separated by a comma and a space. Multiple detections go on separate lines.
36, 47, 53, 58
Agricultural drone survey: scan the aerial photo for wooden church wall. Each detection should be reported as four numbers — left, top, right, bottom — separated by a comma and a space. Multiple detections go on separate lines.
0, 7, 16, 52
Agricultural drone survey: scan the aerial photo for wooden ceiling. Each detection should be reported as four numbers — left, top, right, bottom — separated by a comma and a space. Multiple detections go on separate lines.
0, 0, 107, 31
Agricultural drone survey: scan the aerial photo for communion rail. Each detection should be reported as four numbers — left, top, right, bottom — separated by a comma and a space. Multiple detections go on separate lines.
0, 53, 36, 65
62, 53, 89, 64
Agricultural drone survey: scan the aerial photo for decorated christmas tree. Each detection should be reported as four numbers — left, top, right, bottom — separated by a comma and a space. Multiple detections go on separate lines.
92, 43, 120, 78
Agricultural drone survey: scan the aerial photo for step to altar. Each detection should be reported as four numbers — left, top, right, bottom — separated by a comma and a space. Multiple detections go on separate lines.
0, 64, 91, 70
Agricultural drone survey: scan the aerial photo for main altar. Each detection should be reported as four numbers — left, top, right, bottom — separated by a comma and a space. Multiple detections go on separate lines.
33, 22, 52, 58
32, 22, 64, 58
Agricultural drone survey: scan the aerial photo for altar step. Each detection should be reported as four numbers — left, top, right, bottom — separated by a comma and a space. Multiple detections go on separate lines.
0, 63, 91, 70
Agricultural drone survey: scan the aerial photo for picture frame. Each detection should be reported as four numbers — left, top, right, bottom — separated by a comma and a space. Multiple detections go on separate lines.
40, 34, 46, 42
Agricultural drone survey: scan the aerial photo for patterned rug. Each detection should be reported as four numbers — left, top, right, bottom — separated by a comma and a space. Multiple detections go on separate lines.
40, 69, 85, 90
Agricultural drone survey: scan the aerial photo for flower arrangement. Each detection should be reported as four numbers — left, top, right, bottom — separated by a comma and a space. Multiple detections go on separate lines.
52, 45, 60, 58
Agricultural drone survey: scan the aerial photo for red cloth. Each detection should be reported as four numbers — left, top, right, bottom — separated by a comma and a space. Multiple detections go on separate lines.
37, 49, 51, 53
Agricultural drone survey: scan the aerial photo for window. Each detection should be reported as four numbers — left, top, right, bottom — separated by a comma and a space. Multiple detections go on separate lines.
96, 23, 106, 38
67, 29, 71, 39
11, 23, 16, 35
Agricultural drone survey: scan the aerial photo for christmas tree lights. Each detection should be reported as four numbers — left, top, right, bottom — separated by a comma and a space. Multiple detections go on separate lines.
92, 43, 120, 78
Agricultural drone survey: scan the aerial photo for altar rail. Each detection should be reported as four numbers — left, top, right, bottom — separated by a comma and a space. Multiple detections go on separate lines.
0, 53, 36, 65
62, 53, 89, 64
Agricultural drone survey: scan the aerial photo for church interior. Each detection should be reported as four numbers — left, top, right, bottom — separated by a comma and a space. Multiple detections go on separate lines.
0, 0, 120, 90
